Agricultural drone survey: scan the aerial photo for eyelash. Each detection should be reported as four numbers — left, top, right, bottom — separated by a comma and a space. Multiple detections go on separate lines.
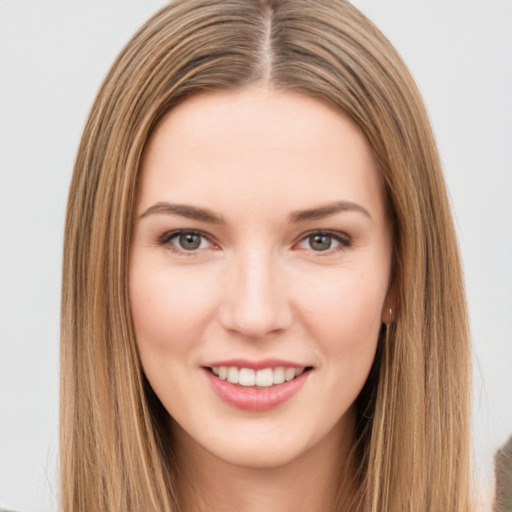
158, 229, 217, 255
295, 230, 352, 253
158, 229, 352, 255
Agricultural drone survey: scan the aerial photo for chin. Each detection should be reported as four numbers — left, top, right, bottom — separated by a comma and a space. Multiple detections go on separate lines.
172, 407, 354, 472
209, 438, 311, 469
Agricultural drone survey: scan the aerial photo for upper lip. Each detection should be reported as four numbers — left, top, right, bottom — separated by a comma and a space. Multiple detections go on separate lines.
203, 358, 311, 370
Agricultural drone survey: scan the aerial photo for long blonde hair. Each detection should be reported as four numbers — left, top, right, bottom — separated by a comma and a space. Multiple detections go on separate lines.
61, 1, 472, 510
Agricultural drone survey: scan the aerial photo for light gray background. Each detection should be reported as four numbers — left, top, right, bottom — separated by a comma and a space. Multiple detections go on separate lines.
1, 1, 511, 511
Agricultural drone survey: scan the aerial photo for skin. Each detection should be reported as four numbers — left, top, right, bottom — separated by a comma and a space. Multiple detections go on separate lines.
129, 86, 393, 512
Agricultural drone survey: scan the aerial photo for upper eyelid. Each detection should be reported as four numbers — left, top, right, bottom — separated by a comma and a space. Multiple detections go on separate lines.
295, 229, 351, 244
159, 229, 218, 253
160, 228, 214, 242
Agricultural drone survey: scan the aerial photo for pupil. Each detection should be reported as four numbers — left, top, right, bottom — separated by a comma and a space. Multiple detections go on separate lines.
180, 233, 201, 250
310, 234, 331, 251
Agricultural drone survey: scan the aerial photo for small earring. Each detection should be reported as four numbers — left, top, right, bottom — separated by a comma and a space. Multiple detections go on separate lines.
384, 307, 393, 326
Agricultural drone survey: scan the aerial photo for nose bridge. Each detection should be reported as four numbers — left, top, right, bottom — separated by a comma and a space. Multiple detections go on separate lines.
221, 245, 290, 338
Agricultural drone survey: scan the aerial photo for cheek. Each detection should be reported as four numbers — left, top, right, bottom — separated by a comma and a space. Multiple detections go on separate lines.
129, 262, 221, 409
129, 263, 217, 357
296, 267, 386, 362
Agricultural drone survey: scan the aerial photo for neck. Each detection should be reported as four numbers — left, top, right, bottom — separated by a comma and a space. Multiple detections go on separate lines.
173, 411, 358, 512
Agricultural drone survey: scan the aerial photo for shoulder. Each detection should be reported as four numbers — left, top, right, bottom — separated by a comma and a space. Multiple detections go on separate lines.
495, 435, 512, 512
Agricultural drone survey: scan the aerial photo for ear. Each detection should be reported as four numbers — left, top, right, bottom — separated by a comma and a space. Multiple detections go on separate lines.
381, 282, 397, 325
381, 304, 394, 325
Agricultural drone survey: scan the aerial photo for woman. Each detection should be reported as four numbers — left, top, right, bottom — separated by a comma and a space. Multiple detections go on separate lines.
60, 0, 472, 510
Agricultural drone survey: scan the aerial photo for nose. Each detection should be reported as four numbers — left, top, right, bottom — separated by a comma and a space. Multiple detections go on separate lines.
219, 248, 292, 339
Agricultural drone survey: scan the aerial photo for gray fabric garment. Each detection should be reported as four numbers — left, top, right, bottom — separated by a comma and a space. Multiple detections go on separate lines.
495, 435, 512, 512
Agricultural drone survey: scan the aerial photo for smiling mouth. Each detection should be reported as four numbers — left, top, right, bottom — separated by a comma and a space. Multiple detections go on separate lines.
207, 366, 313, 388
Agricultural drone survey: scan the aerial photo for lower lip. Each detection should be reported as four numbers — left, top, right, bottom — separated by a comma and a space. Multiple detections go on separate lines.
204, 369, 310, 412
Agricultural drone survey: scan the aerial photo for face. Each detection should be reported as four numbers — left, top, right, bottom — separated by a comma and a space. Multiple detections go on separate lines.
129, 87, 393, 470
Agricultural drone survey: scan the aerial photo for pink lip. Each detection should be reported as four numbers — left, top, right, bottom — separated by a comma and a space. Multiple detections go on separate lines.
204, 358, 307, 370
203, 367, 311, 412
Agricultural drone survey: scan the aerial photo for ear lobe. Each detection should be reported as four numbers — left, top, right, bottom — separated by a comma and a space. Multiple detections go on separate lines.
381, 284, 396, 325
381, 306, 394, 325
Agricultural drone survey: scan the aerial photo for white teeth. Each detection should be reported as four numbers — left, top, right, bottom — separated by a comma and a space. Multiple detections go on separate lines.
284, 368, 296, 382
255, 368, 274, 387
227, 367, 239, 384
273, 367, 285, 384
239, 368, 256, 386
212, 366, 307, 387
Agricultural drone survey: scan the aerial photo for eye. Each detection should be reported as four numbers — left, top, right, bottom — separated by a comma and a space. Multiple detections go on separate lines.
160, 230, 214, 252
296, 231, 351, 252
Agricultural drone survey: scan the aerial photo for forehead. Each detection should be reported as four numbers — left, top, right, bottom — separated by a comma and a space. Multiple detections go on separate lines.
138, 86, 386, 223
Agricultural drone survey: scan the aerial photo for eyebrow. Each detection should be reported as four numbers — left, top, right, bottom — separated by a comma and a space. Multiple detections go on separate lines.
139, 202, 225, 224
139, 199, 371, 224
288, 201, 372, 223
